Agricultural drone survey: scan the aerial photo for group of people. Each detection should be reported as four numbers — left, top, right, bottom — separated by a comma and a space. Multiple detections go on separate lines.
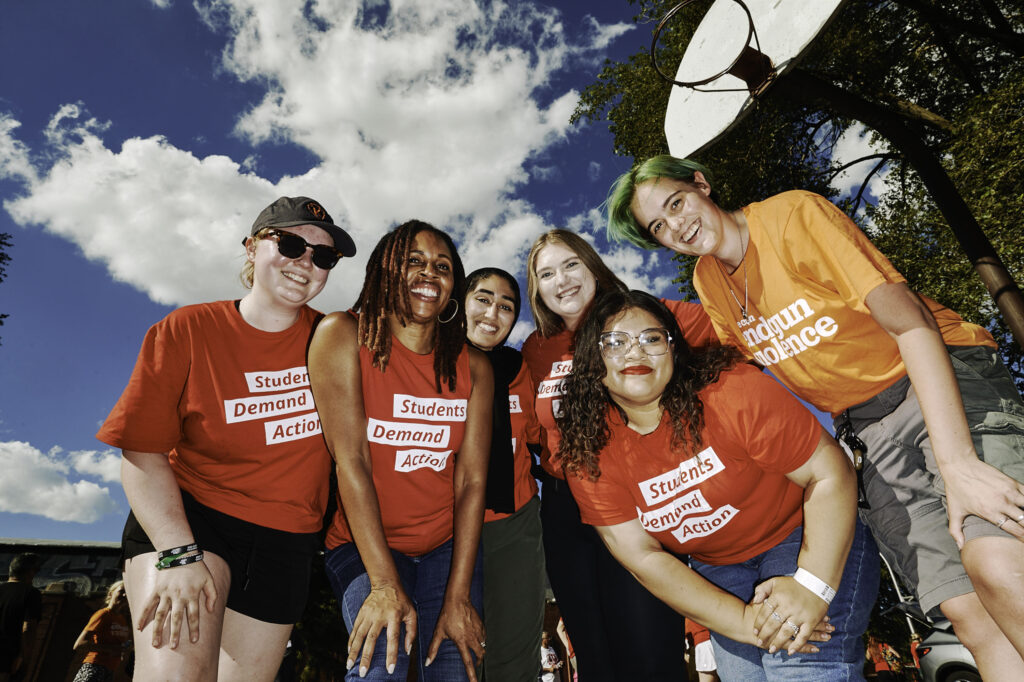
93, 148, 1024, 681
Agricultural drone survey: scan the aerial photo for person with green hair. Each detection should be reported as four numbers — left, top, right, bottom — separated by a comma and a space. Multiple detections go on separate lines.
603, 153, 1024, 680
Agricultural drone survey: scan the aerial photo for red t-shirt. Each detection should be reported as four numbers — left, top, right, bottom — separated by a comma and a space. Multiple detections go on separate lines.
568, 363, 820, 564
80, 607, 131, 669
96, 301, 332, 533
522, 299, 716, 479
325, 339, 472, 555
685, 618, 711, 646
484, 361, 542, 523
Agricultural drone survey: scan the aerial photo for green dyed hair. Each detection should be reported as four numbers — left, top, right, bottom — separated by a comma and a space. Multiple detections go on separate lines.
605, 155, 715, 250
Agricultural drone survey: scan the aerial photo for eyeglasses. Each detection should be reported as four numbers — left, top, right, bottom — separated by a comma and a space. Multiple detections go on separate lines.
256, 229, 343, 270
598, 328, 673, 358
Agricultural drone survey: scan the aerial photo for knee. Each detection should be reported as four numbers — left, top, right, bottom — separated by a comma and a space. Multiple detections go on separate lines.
962, 538, 1024, 596
939, 592, 1001, 652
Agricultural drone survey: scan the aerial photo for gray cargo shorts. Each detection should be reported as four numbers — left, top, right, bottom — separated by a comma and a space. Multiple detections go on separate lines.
837, 345, 1024, 615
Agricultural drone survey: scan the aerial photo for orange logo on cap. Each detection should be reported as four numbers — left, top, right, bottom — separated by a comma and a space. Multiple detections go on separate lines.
305, 201, 328, 221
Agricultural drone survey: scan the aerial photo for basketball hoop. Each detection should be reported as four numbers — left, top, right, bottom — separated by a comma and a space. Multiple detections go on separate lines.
650, 0, 775, 95
661, 0, 848, 159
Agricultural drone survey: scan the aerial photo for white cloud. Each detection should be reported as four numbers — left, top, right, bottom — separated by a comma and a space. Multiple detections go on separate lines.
0, 114, 37, 185
1, 0, 631, 315
587, 161, 601, 181
828, 123, 891, 209
0, 442, 119, 523
69, 449, 122, 484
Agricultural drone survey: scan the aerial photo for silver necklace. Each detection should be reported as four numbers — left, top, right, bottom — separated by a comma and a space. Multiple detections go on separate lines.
721, 228, 749, 319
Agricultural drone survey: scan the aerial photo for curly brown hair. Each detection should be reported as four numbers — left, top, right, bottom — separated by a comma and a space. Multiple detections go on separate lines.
557, 290, 742, 480
354, 220, 466, 393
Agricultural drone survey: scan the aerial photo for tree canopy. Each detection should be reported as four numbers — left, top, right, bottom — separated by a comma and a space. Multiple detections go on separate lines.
573, 0, 1023, 379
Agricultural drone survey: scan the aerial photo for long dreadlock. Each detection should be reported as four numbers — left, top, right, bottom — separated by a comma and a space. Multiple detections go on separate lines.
355, 220, 467, 392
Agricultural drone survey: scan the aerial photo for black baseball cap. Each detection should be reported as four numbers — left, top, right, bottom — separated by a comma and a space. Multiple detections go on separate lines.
251, 196, 357, 257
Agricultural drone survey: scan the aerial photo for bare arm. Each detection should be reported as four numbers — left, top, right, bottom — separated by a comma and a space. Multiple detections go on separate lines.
425, 347, 492, 680
752, 430, 857, 653
121, 450, 217, 648
307, 313, 413, 676
595, 520, 828, 654
865, 281, 1024, 546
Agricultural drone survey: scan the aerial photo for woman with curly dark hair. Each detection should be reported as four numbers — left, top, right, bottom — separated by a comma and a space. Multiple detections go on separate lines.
308, 221, 491, 681
559, 289, 879, 681
521, 229, 716, 682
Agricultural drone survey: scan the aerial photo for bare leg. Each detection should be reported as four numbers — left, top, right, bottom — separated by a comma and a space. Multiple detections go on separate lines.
218, 609, 293, 682
123, 551, 231, 682
939, 590, 1024, 681
961, 535, 1024, 657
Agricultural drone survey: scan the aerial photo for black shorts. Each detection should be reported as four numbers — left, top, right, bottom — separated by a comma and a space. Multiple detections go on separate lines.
121, 490, 319, 624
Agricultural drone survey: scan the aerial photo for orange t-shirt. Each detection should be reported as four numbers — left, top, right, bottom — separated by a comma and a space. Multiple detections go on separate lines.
96, 301, 332, 533
325, 339, 472, 555
484, 361, 542, 523
694, 191, 994, 415
522, 299, 716, 479
80, 607, 131, 669
568, 363, 819, 564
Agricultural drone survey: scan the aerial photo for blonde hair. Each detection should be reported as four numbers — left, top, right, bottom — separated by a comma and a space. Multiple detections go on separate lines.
526, 229, 627, 337
105, 580, 125, 608
239, 230, 270, 289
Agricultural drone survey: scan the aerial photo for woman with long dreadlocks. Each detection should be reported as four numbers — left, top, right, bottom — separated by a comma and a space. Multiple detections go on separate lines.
559, 289, 878, 681
308, 221, 491, 682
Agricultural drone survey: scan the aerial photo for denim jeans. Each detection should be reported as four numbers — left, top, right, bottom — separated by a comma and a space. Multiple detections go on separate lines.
325, 539, 484, 681
691, 519, 879, 682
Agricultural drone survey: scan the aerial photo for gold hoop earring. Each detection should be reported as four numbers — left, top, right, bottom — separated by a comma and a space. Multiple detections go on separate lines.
438, 299, 459, 324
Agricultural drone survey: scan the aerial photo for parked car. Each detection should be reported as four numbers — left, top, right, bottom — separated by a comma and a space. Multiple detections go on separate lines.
916, 620, 979, 682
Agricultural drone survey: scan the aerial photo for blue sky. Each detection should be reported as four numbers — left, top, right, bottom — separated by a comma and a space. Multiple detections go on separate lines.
0, 0, 872, 543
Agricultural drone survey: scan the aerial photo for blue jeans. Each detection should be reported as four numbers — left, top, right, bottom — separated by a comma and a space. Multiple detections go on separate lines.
325, 539, 484, 681
691, 520, 879, 682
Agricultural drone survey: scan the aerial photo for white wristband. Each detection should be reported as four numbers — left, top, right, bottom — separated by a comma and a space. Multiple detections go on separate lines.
793, 568, 836, 604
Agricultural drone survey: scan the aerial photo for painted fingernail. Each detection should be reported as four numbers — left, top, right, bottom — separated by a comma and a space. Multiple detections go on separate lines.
769, 645, 777, 654
757, 639, 763, 646
387, 663, 395, 674
359, 665, 367, 677
346, 659, 354, 670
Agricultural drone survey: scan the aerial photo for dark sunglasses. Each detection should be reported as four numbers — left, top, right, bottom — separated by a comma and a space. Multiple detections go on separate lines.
246, 229, 343, 270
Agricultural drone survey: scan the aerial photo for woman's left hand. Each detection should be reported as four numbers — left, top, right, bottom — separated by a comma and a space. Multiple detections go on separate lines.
751, 576, 830, 655
425, 597, 485, 681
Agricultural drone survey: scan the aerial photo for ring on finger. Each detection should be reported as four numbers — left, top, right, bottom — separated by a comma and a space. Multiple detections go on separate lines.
770, 611, 784, 623
480, 641, 487, 648
785, 620, 800, 636
998, 517, 1009, 530
1017, 513, 1024, 523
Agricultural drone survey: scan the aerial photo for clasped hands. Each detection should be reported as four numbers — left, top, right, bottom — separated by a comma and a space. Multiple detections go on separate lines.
747, 576, 832, 656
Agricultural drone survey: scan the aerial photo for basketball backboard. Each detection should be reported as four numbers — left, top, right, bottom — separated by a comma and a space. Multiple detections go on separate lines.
662, 0, 848, 158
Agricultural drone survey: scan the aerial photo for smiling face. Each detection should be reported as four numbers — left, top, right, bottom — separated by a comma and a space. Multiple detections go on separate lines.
629, 174, 725, 258
600, 306, 673, 413
249, 223, 331, 309
533, 241, 597, 331
464, 274, 517, 350
404, 229, 455, 323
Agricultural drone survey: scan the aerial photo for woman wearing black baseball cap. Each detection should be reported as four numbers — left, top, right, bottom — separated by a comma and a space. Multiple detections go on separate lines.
97, 196, 354, 681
